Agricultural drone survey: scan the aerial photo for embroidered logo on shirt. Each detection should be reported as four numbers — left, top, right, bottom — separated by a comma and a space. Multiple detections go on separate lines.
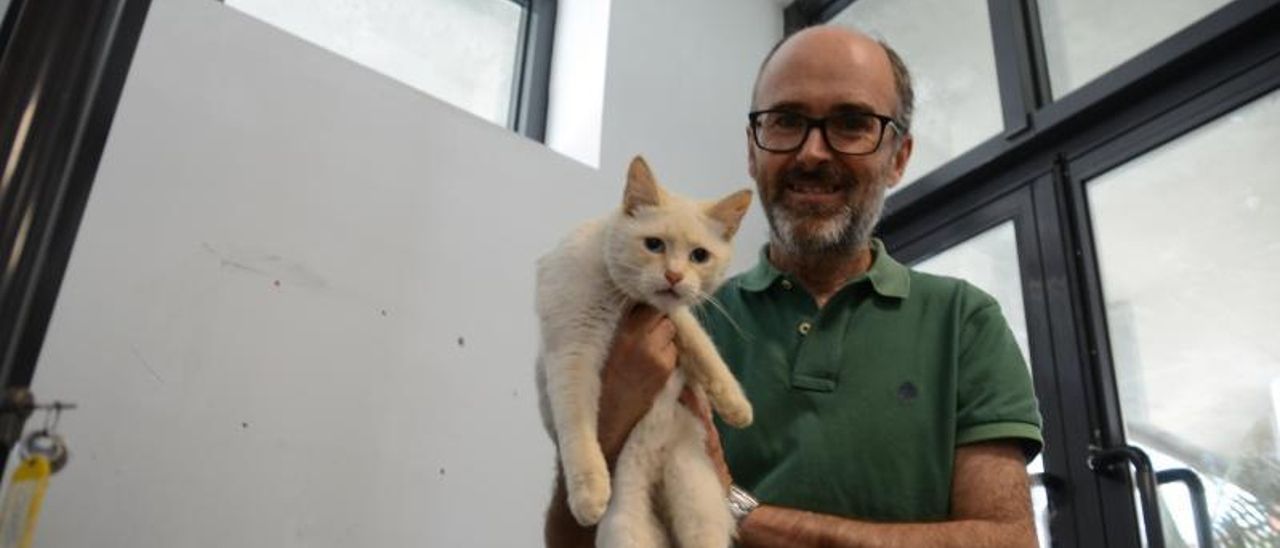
897, 381, 918, 401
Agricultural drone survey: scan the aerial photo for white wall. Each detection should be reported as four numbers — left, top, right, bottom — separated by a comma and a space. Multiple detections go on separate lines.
17, 0, 779, 546
601, 0, 780, 268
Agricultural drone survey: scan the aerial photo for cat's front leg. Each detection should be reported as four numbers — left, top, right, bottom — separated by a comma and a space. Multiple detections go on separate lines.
544, 346, 612, 526
669, 308, 752, 428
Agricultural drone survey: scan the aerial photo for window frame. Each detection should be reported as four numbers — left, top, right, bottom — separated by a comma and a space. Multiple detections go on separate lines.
788, 0, 1280, 545
508, 0, 556, 141
0, 0, 152, 472
786, 0, 1276, 219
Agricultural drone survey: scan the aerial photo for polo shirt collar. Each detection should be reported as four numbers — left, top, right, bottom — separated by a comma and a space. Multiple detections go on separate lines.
738, 238, 911, 299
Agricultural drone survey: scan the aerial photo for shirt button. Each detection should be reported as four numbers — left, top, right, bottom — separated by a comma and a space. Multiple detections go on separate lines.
780, 279, 793, 290
798, 321, 812, 335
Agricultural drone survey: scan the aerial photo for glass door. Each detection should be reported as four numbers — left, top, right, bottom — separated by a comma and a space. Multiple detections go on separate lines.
1075, 88, 1280, 547
888, 181, 1088, 547
910, 219, 1051, 546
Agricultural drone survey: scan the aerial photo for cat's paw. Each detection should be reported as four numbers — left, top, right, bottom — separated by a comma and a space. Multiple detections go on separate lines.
719, 398, 753, 428
566, 468, 611, 526
708, 383, 753, 428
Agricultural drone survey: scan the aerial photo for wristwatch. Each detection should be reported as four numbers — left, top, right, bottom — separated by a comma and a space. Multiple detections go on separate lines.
727, 484, 760, 524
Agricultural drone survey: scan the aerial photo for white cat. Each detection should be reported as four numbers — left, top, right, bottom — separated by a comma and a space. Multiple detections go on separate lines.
536, 156, 755, 547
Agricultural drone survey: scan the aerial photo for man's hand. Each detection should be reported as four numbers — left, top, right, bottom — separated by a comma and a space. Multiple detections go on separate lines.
597, 303, 678, 462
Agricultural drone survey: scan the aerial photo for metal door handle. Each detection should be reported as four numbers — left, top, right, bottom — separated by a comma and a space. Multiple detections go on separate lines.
1089, 445, 1166, 547
1156, 468, 1213, 548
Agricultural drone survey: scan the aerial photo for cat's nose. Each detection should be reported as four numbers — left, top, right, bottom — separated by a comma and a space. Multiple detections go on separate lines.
664, 271, 684, 286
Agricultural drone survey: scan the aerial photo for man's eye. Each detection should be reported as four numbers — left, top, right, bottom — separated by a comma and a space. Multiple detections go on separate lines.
832, 114, 875, 133
770, 113, 805, 129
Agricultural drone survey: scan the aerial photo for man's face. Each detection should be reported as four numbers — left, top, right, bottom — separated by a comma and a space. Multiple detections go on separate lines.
747, 30, 913, 256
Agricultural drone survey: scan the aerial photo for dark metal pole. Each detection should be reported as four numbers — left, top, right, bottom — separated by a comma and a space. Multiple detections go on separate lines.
0, 0, 151, 473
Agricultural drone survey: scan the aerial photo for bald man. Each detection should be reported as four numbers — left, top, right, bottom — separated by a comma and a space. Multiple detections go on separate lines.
545, 26, 1042, 547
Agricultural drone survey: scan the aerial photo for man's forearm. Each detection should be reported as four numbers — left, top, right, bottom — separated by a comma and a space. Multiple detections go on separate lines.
738, 504, 1036, 548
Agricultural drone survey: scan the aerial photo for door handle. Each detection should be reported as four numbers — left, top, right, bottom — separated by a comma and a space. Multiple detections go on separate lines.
1156, 468, 1213, 548
1089, 444, 1166, 547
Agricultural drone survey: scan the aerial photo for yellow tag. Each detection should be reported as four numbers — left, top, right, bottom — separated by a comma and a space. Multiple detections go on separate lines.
0, 456, 51, 548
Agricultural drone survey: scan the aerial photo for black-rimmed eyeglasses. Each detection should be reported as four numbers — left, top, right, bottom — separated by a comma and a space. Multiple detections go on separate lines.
747, 110, 904, 155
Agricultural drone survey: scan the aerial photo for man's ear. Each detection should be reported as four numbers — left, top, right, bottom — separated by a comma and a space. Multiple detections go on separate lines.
886, 134, 914, 189
746, 124, 759, 180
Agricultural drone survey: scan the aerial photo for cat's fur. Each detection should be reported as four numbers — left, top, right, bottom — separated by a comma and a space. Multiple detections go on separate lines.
536, 156, 755, 547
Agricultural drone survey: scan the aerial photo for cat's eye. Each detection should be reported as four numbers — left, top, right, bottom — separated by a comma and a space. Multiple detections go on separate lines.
690, 248, 710, 264
644, 237, 665, 253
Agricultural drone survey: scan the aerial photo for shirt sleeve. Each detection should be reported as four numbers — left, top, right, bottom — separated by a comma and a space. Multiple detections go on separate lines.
955, 285, 1044, 461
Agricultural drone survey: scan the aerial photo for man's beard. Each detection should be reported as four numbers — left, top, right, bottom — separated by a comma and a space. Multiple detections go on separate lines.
764, 162, 888, 257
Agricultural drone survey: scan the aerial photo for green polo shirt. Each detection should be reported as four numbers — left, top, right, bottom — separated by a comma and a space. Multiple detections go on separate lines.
700, 239, 1042, 522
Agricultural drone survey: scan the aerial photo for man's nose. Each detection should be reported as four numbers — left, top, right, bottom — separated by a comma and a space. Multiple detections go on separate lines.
795, 125, 833, 165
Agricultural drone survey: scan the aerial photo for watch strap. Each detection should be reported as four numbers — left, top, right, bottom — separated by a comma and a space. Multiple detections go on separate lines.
727, 484, 760, 525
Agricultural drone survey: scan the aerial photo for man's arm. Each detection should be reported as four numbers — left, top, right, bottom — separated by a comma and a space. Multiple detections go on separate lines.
736, 441, 1037, 548
543, 305, 678, 547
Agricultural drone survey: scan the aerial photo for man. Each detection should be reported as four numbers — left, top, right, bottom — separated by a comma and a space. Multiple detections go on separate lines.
545, 25, 1041, 547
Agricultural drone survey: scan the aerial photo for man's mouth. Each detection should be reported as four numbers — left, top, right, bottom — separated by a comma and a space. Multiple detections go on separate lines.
786, 183, 844, 195
782, 182, 849, 207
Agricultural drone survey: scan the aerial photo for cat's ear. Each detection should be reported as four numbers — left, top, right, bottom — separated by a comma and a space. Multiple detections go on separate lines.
623, 155, 662, 215
706, 189, 753, 239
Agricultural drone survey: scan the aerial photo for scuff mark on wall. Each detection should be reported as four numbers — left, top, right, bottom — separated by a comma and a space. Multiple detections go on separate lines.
201, 242, 329, 290
129, 344, 164, 385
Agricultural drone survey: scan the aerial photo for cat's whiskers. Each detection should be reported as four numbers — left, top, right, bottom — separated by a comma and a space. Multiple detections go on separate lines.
688, 286, 751, 341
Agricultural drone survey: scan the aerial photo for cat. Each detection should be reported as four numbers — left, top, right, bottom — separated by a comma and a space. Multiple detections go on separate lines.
536, 156, 755, 547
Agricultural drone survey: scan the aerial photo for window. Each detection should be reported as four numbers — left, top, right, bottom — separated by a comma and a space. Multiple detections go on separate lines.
829, 0, 1003, 188
1088, 89, 1280, 546
911, 221, 1051, 548
792, 0, 1277, 543
1039, 0, 1235, 99
222, 0, 553, 138
792, 0, 1256, 199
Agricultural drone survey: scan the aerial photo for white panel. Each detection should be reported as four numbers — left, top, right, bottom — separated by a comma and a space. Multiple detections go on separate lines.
16, 0, 783, 546
23, 1, 590, 545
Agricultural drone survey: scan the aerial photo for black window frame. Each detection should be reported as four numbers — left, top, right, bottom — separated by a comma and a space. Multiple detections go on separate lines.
509, 0, 557, 141
0, 0, 152, 471
787, 0, 1280, 546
